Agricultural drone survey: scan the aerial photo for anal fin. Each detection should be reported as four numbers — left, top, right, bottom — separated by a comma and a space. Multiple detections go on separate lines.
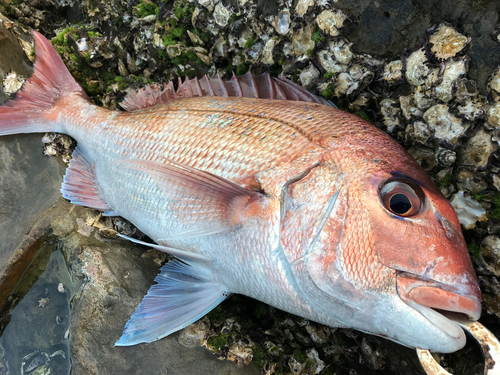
61, 146, 111, 211
115, 259, 229, 346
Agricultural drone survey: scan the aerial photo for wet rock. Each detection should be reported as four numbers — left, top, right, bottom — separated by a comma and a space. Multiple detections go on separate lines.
0, 32, 67, 308
0, 247, 78, 375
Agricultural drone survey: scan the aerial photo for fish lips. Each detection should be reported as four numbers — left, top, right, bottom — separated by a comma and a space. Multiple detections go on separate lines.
396, 271, 481, 344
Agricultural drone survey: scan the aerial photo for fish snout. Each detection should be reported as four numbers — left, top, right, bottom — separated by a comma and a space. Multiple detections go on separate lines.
396, 272, 482, 321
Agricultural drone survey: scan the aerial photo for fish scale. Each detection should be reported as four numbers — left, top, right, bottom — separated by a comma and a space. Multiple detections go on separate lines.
0, 31, 483, 352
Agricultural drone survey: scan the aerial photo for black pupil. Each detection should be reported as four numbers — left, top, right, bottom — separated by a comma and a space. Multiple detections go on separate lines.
389, 193, 412, 214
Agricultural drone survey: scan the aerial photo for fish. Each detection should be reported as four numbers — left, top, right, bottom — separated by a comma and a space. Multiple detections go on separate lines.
0, 31, 481, 353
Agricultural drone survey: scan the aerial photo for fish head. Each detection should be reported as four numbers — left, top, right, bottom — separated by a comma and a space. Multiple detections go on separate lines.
364, 166, 481, 347
290, 141, 480, 353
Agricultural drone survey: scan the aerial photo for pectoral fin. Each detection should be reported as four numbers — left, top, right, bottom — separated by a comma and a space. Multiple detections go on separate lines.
118, 158, 262, 240
115, 258, 229, 346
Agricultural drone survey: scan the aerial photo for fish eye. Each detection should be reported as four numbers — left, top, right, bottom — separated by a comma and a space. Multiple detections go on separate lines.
379, 178, 424, 217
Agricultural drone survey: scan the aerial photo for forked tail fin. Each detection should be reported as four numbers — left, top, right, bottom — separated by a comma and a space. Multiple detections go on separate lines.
0, 31, 89, 135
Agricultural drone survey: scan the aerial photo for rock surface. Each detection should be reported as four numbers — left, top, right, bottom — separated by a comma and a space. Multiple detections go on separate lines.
0, 16, 68, 308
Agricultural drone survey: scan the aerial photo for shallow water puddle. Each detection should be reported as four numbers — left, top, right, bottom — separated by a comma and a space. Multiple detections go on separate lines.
0, 241, 81, 375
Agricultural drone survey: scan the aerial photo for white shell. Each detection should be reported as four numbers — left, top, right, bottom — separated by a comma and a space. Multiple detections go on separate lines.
330, 40, 353, 65
450, 190, 488, 230
334, 72, 358, 97
406, 121, 432, 144
316, 9, 347, 37
434, 58, 467, 102
429, 25, 469, 60
292, 25, 315, 60
423, 104, 468, 145
299, 64, 320, 89
459, 129, 498, 169
295, 0, 314, 17
317, 49, 347, 73
380, 99, 401, 133
399, 95, 423, 120
2, 72, 25, 95
272, 9, 290, 36
405, 49, 439, 87
486, 102, 500, 128
261, 38, 277, 65
488, 67, 500, 99
383, 60, 404, 83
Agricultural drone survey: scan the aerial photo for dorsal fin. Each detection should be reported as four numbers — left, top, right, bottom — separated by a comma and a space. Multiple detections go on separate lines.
119, 73, 333, 111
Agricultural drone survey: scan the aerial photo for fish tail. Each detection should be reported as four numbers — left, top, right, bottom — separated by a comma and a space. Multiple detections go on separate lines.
0, 31, 89, 136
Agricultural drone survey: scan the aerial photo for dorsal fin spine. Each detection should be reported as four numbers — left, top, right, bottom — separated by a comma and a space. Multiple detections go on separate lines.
119, 73, 334, 111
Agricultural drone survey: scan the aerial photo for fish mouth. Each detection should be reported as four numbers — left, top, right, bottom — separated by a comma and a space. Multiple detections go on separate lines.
397, 272, 481, 342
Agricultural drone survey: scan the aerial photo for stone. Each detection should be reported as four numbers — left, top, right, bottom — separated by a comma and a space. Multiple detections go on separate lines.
59, 205, 260, 375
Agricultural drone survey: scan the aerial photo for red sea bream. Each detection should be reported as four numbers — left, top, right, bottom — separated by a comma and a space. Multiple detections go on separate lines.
0, 32, 481, 353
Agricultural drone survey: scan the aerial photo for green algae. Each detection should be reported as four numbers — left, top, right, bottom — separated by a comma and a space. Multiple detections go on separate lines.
467, 239, 481, 258
135, 1, 159, 18
207, 333, 231, 351
440, 172, 454, 188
